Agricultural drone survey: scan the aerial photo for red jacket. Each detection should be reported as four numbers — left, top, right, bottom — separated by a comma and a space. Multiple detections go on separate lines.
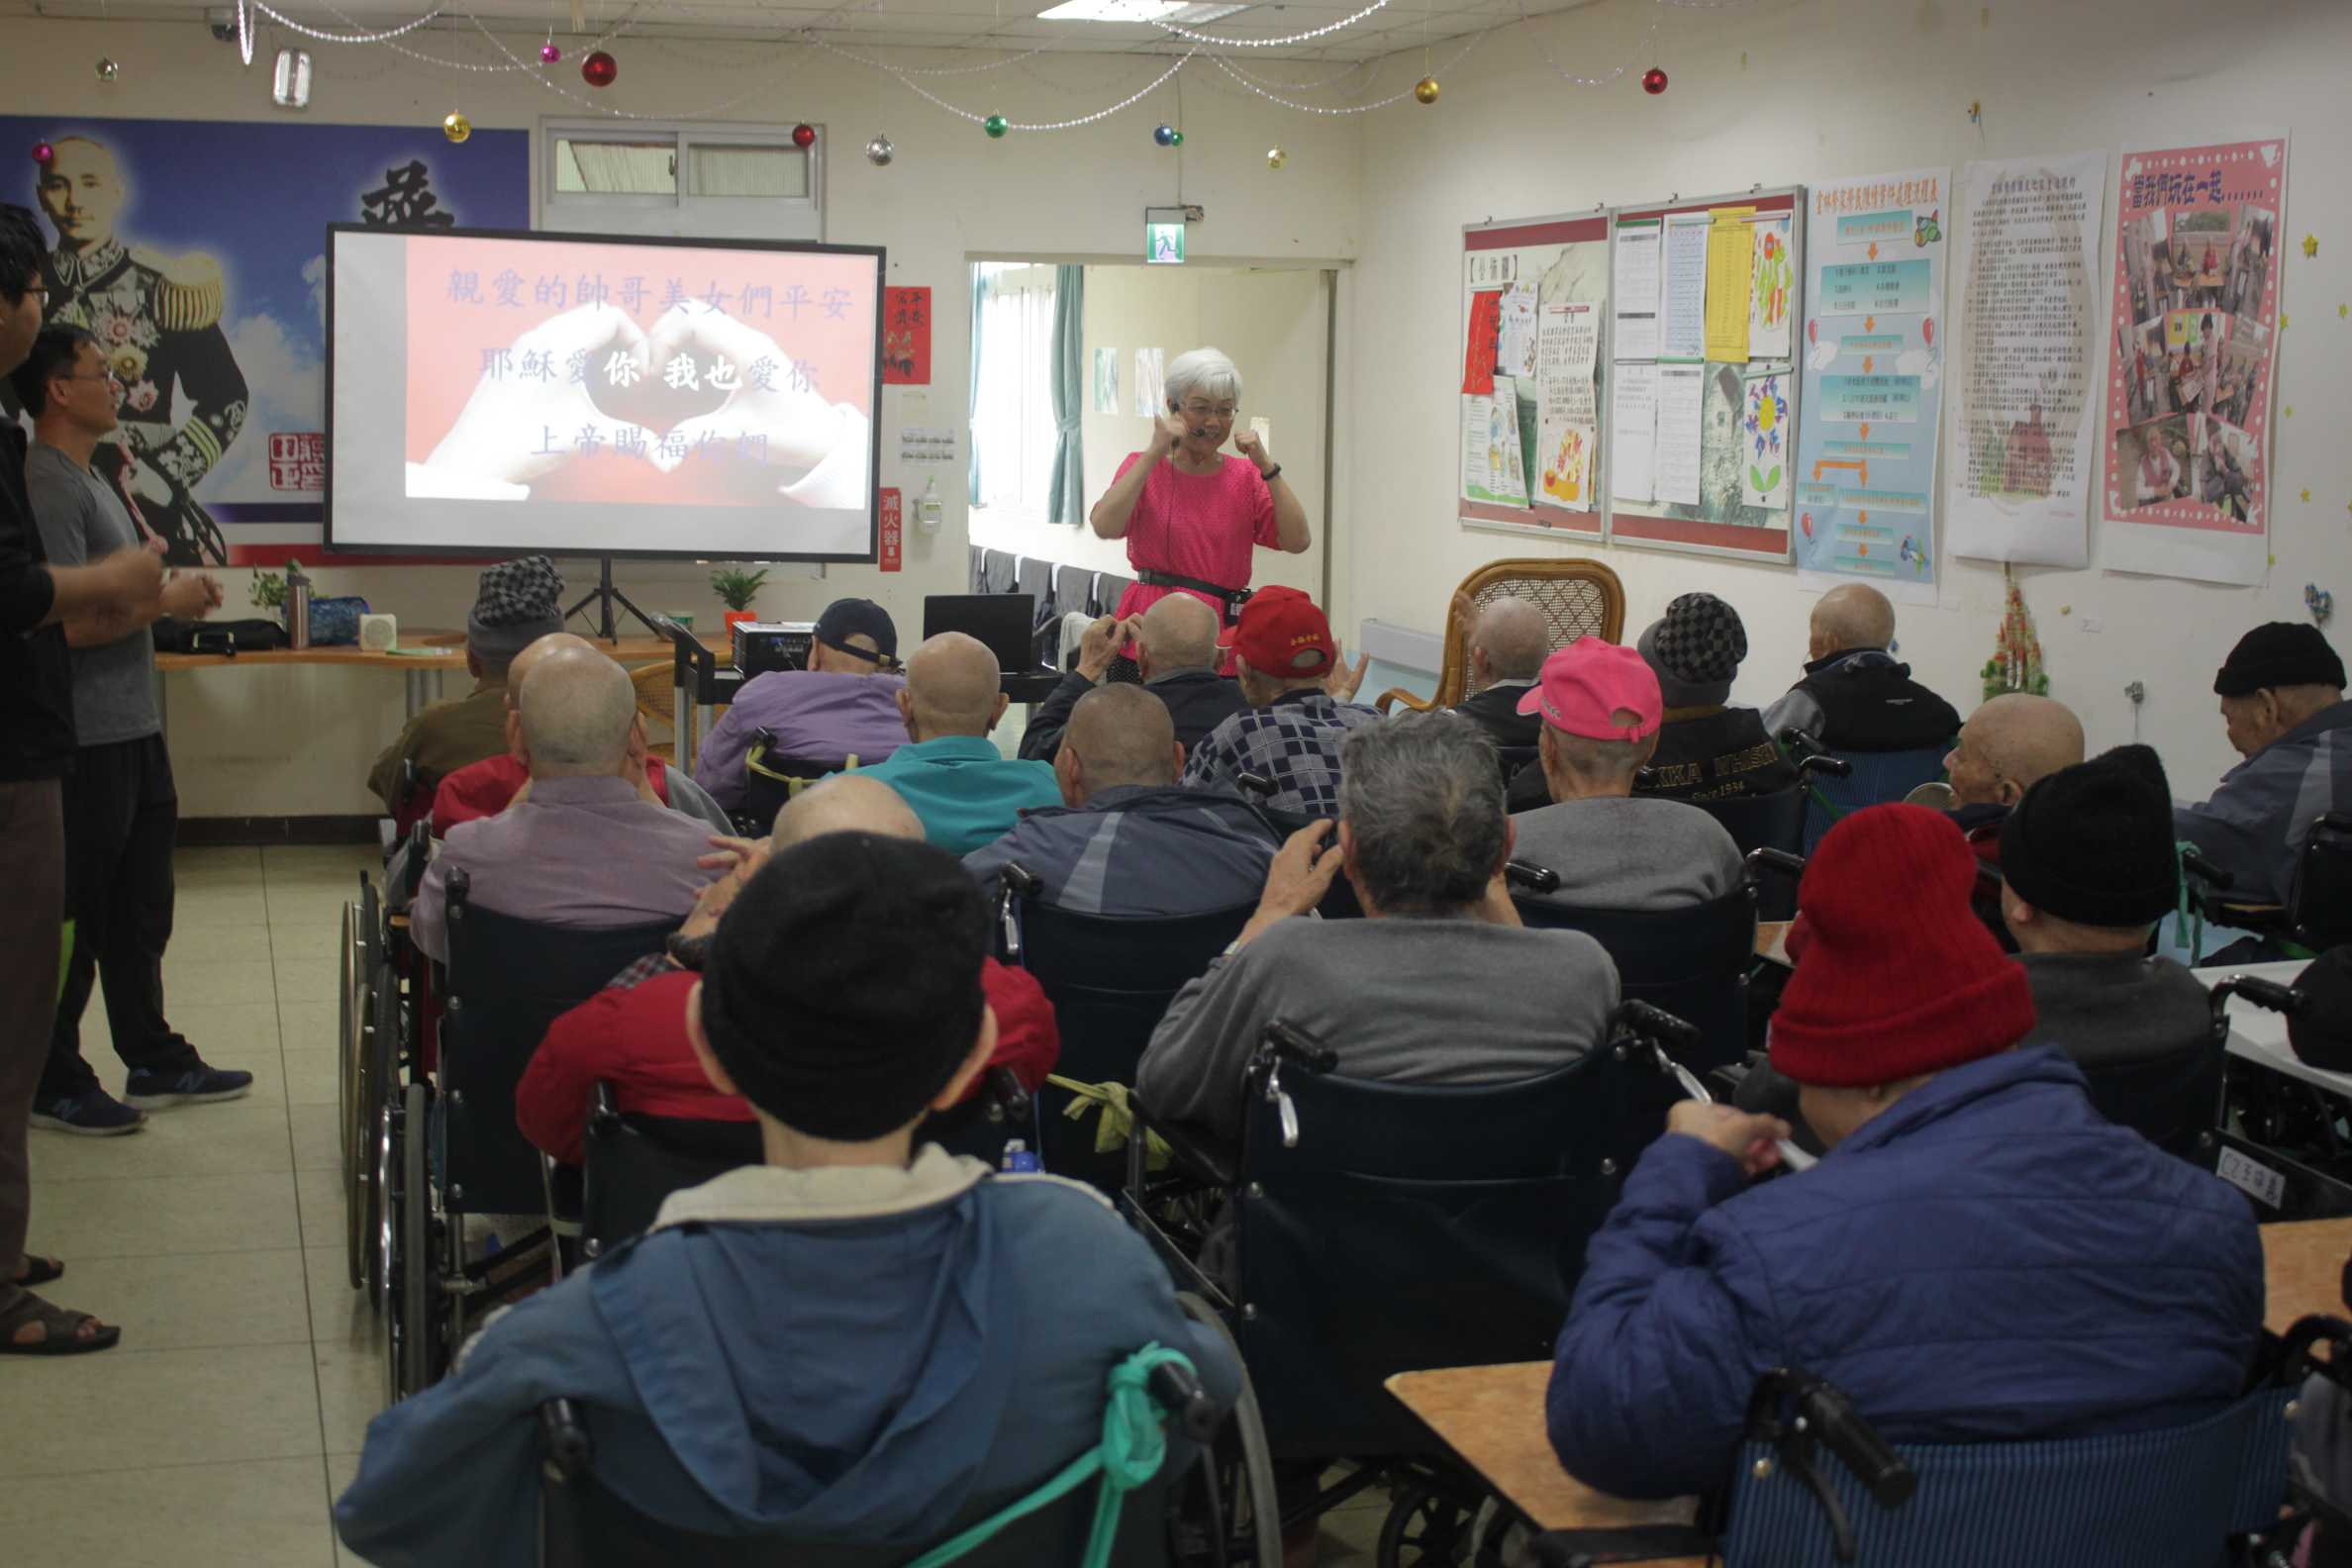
517, 956, 1062, 1165
433, 752, 672, 836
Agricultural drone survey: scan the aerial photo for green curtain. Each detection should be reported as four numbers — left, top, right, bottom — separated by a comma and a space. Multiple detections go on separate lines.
1045, 264, 1086, 528
967, 269, 991, 506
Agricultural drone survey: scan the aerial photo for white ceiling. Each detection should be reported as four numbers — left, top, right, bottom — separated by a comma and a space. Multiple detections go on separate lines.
22, 0, 1610, 61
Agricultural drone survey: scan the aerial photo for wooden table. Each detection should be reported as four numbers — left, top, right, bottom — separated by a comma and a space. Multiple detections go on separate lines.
153, 630, 699, 723
1755, 920, 1792, 966
2265, 1217, 2352, 1334
1387, 1364, 1705, 1565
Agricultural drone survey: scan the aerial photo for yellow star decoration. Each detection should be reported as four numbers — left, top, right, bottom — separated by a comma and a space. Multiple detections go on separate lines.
2305, 234, 2322, 258
2287, 405, 2297, 418
2341, 304, 2349, 318
2284, 313, 2293, 329
2304, 488, 2313, 503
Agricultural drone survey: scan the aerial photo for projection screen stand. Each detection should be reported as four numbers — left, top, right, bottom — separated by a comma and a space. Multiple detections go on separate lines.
565, 555, 665, 643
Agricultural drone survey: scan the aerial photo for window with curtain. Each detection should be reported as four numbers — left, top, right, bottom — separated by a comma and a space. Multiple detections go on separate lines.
968, 262, 1059, 526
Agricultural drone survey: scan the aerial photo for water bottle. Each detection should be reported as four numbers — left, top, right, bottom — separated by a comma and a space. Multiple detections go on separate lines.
284, 563, 313, 650
1000, 1138, 1040, 1174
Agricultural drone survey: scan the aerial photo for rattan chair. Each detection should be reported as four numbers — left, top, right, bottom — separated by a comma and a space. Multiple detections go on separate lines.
1374, 557, 1625, 714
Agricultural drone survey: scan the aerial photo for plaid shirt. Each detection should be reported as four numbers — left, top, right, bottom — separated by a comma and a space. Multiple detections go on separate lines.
1181, 689, 1382, 819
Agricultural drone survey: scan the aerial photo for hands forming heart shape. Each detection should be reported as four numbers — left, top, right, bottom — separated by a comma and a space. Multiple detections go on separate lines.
420, 302, 846, 492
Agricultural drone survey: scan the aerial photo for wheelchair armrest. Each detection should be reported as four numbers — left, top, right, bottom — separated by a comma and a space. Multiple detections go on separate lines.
1528, 1523, 1715, 1567
1127, 1089, 1243, 1190
1375, 687, 1434, 715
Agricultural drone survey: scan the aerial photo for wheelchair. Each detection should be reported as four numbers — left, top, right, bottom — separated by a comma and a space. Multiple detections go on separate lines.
1780, 730, 1950, 855
1691, 750, 1851, 921
378, 870, 676, 1398
2186, 813, 2352, 963
736, 728, 862, 835
993, 861, 1256, 1191
1119, 1004, 1700, 1566
1528, 1314, 2337, 1567
535, 1312, 1279, 1567
2201, 968, 2352, 1220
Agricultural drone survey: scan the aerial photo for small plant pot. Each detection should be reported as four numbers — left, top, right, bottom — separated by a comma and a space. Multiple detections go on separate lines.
723, 610, 758, 635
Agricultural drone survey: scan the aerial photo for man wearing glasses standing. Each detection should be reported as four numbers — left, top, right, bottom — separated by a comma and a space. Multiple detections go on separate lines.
10, 323, 243, 1139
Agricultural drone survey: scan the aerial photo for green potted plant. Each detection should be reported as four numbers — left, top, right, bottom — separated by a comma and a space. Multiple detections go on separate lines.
711, 565, 768, 635
249, 569, 287, 613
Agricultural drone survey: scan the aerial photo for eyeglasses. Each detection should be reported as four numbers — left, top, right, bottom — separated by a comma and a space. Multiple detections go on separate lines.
56, 368, 121, 388
1180, 401, 1237, 420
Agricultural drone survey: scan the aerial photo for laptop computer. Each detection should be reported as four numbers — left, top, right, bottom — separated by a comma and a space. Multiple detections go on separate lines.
924, 593, 1041, 675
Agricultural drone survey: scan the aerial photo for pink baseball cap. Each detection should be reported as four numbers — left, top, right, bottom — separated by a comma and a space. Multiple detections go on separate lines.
1516, 637, 1663, 740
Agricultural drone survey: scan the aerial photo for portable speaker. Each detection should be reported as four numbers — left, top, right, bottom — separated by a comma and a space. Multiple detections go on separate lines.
358, 613, 399, 652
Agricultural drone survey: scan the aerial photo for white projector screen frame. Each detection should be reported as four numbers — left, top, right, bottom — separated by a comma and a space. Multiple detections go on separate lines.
325, 223, 883, 563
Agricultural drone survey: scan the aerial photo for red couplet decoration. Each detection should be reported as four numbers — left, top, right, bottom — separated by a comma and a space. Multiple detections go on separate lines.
581, 50, 618, 88
879, 488, 903, 572
792, 124, 817, 149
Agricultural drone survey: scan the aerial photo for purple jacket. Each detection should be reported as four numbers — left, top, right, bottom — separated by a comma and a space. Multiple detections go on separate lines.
693, 670, 910, 811
1547, 1045, 2262, 1500
410, 775, 711, 961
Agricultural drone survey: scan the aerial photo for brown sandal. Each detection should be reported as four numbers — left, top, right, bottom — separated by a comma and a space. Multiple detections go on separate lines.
0, 1291, 121, 1355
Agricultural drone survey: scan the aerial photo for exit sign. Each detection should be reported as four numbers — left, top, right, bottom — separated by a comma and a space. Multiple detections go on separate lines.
1145, 205, 1190, 265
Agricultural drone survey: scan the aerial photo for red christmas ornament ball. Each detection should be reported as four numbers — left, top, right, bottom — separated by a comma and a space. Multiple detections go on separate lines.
581, 50, 618, 88
33, 142, 54, 165
792, 124, 817, 149
1641, 65, 1668, 94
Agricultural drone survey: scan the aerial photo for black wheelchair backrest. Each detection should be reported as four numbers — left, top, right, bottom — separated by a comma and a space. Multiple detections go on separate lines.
1509, 882, 1758, 1072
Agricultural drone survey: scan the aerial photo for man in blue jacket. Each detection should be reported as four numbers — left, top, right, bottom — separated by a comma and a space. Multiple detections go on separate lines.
968, 682, 1275, 915
336, 830, 1239, 1568
1547, 803, 2262, 1502
2176, 621, 2352, 906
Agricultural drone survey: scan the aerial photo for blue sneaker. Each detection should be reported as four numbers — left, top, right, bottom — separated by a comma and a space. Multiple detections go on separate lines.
123, 1064, 254, 1111
28, 1090, 147, 1136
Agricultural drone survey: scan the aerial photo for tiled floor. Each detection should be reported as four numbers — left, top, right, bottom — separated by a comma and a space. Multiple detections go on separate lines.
5, 843, 1394, 1567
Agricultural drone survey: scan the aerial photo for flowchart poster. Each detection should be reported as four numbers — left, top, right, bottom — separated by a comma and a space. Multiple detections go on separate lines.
1793, 167, 1947, 600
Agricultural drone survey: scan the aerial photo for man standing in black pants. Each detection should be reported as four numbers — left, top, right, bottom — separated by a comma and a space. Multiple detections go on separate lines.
12, 322, 239, 1137
0, 203, 168, 1353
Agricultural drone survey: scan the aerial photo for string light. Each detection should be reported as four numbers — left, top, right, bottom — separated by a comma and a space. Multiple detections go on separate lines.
251, 1, 444, 45
1207, 30, 1489, 114
800, 36, 1058, 76
1150, 0, 1391, 48
1517, 0, 1659, 87
888, 47, 1197, 132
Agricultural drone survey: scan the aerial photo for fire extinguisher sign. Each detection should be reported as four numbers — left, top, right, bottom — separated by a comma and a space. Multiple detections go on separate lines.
879, 488, 903, 572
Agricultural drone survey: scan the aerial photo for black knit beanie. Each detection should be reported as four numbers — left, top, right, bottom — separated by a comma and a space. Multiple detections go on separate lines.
2000, 743, 2179, 928
700, 832, 989, 1140
2214, 623, 2346, 697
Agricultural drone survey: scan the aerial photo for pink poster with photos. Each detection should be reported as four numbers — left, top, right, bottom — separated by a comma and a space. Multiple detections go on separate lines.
2102, 137, 2287, 586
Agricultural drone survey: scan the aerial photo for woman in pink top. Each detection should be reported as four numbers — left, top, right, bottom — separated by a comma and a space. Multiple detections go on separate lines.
1087, 346, 1311, 630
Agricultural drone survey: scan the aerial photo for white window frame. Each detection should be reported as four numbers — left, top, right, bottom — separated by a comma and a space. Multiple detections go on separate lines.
538, 119, 824, 241
970, 263, 1061, 530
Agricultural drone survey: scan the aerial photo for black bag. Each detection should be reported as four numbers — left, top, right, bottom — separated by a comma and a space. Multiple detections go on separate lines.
151, 618, 290, 655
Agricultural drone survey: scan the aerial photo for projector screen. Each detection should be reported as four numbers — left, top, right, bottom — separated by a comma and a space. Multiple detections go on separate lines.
326, 225, 882, 561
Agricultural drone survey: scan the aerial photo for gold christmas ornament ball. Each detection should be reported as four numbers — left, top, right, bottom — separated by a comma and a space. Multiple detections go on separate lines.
96, 56, 120, 82
1266, 147, 1286, 170
442, 111, 473, 144
1414, 75, 1441, 105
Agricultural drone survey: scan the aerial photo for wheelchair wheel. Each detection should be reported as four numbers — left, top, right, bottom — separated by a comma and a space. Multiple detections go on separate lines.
1376, 1484, 1476, 1568
339, 900, 357, 1172
343, 982, 370, 1290
392, 1081, 437, 1402
1169, 1291, 1280, 1568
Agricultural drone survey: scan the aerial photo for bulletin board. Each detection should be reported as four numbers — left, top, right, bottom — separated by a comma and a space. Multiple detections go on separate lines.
1458, 212, 1612, 539
1604, 186, 1805, 563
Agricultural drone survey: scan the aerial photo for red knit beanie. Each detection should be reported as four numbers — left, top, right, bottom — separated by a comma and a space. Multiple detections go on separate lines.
1770, 804, 2036, 1087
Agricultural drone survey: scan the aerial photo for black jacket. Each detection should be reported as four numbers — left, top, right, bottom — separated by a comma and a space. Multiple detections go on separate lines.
1450, 681, 1543, 750
0, 424, 74, 782
1018, 666, 1249, 762
1638, 707, 1801, 804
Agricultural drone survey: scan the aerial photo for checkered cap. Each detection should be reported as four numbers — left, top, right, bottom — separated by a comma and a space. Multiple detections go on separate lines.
466, 555, 566, 658
1638, 593, 1747, 706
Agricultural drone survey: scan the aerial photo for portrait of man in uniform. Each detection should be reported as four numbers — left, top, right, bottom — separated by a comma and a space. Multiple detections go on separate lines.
37, 136, 247, 565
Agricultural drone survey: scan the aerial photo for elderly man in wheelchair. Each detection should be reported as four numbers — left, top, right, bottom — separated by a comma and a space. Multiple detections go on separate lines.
335, 831, 1243, 1568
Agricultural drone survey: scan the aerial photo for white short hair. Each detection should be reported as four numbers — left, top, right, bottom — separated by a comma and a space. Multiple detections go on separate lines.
1165, 347, 1242, 409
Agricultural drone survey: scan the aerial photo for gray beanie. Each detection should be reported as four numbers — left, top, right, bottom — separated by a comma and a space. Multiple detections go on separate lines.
466, 556, 565, 661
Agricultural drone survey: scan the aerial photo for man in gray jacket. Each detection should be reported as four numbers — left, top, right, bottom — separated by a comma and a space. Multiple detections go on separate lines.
966, 683, 1274, 917
2176, 622, 2352, 906
1136, 713, 1619, 1142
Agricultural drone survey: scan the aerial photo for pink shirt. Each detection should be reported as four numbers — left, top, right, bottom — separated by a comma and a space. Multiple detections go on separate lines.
1109, 451, 1280, 621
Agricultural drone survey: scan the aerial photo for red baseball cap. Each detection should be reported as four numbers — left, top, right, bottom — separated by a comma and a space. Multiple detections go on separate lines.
1228, 586, 1335, 677
1516, 637, 1662, 740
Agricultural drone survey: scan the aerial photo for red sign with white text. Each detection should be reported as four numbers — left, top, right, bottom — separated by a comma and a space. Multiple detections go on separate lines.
879, 487, 902, 571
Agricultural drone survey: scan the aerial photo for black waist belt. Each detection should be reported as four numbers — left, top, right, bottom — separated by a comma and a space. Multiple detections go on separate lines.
1136, 569, 1252, 621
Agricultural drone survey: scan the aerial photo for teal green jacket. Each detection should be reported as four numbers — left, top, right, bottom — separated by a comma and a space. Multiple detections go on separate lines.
860, 735, 1062, 855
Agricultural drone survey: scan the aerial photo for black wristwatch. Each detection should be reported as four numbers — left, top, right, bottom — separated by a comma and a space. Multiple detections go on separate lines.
1259, 463, 1283, 484
665, 931, 714, 971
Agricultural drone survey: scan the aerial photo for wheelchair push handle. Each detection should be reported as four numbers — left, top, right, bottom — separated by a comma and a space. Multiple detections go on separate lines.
2217, 973, 2303, 1017
1746, 846, 1807, 883
982, 1066, 1032, 1127
1263, 1019, 1338, 1075
539, 1399, 595, 1483
1799, 1380, 1916, 1511
1147, 1360, 1222, 1444
1616, 999, 1704, 1054
2179, 844, 2233, 892
1234, 771, 1277, 800
1796, 751, 1853, 780
999, 860, 1044, 900
1504, 859, 1561, 895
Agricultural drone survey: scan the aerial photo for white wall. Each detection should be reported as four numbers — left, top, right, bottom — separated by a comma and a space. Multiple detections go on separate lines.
0, 17, 1361, 814
1346, 0, 2352, 801
972, 261, 1331, 606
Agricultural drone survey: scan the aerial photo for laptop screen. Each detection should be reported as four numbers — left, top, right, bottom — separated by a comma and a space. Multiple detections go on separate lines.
923, 594, 1037, 674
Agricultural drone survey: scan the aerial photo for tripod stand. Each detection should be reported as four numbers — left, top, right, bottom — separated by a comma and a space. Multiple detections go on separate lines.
564, 556, 664, 642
